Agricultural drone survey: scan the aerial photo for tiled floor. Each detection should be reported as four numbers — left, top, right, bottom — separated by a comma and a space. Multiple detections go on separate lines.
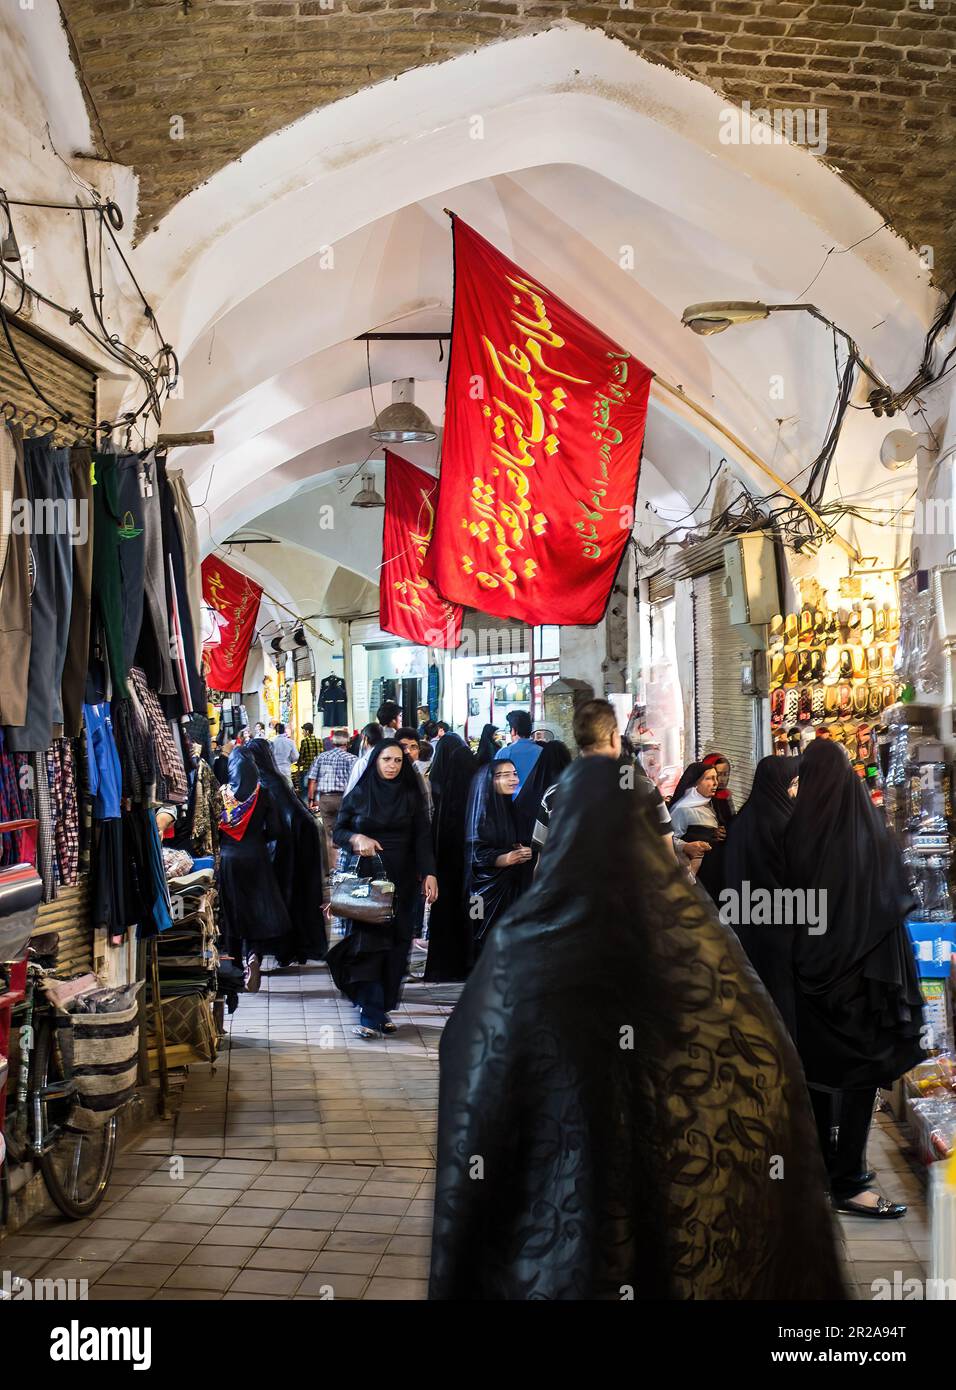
1, 958, 934, 1300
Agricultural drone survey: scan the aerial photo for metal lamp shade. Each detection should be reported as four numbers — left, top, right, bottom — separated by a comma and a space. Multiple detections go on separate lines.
370, 400, 437, 444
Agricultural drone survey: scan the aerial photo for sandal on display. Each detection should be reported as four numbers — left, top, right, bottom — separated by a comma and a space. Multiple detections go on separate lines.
825, 610, 839, 641
813, 608, 827, 641
810, 649, 824, 682
825, 686, 840, 716
866, 645, 881, 677
839, 685, 853, 718
769, 613, 785, 649
839, 648, 854, 681
771, 688, 785, 727
798, 687, 813, 723
771, 653, 785, 688
798, 650, 813, 683
860, 604, 875, 644
867, 685, 882, 716
852, 646, 867, 680
783, 688, 799, 724
799, 606, 815, 645
824, 645, 841, 683
784, 612, 799, 648
784, 651, 799, 685
881, 643, 895, 677
811, 686, 825, 721
882, 682, 896, 709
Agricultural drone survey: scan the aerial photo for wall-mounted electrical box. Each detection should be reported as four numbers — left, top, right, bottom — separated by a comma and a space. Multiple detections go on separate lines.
722, 534, 780, 627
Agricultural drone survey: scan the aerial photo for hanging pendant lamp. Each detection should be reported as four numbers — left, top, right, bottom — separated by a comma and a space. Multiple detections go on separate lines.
370, 378, 437, 444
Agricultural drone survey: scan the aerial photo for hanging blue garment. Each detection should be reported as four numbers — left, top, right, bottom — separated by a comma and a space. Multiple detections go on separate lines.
83, 702, 122, 820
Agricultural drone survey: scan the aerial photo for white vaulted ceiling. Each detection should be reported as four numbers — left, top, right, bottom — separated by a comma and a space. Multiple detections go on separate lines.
131, 23, 936, 615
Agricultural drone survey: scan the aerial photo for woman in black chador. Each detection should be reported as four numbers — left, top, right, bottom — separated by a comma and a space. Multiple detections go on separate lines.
246, 737, 327, 964
424, 732, 476, 983
785, 738, 923, 1219
723, 756, 799, 1034
430, 756, 847, 1300
464, 760, 532, 956
218, 744, 293, 992
330, 740, 437, 1038
473, 723, 499, 768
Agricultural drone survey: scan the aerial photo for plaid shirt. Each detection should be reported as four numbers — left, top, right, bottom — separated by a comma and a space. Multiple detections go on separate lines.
296, 734, 323, 783
308, 747, 357, 793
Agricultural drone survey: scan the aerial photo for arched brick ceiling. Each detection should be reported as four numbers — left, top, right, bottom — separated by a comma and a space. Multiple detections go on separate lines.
59, 0, 954, 278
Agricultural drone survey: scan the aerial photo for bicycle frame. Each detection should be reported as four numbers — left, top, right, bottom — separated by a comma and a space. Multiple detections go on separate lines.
8, 967, 75, 1163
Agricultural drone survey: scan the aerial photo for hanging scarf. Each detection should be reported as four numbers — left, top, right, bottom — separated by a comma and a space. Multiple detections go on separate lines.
219, 785, 259, 841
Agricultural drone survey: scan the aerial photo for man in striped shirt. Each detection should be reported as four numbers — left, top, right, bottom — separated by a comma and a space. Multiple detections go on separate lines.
307, 729, 357, 868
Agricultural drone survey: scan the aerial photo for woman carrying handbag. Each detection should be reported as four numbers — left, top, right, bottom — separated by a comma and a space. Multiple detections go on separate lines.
330, 741, 437, 1039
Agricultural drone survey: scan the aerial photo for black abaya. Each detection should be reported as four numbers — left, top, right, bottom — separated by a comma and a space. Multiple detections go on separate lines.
218, 765, 293, 960
246, 738, 327, 962
723, 756, 799, 1034
474, 724, 499, 768
463, 761, 530, 951
329, 742, 436, 1017
784, 739, 923, 1090
424, 733, 476, 983
513, 740, 572, 845
430, 756, 847, 1301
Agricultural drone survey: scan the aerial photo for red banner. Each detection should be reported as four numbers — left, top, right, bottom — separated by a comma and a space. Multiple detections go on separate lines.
201, 555, 263, 693
380, 451, 462, 648
423, 216, 653, 626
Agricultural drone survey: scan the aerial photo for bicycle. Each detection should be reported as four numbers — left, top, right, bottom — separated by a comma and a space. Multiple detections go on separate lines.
1, 949, 117, 1221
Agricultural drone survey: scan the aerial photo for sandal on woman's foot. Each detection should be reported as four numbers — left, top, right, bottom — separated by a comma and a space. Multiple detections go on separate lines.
352, 1024, 383, 1040
834, 1191, 906, 1219
381, 1019, 398, 1034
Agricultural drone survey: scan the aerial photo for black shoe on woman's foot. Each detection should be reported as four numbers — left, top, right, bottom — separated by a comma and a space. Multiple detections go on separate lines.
834, 1190, 906, 1219
381, 1018, 398, 1034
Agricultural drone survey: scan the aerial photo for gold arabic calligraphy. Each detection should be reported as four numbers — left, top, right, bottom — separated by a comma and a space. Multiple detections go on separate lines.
461, 271, 632, 593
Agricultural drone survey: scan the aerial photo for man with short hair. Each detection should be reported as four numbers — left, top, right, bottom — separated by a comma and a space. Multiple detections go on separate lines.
434, 721, 449, 738
308, 728, 357, 867
416, 704, 432, 739
494, 708, 540, 792
295, 722, 322, 802
532, 699, 701, 872
396, 726, 433, 820
376, 700, 401, 733
271, 722, 298, 783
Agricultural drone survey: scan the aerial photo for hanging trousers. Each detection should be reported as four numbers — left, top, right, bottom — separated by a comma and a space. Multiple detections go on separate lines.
7, 439, 73, 752
0, 426, 32, 727
810, 1085, 877, 1202
62, 447, 94, 738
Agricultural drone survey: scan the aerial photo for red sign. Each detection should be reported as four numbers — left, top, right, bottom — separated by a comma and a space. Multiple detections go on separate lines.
380, 451, 462, 648
423, 216, 652, 626
201, 555, 263, 693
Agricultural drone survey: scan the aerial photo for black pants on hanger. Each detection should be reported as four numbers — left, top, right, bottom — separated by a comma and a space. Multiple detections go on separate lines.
810, 1085, 876, 1202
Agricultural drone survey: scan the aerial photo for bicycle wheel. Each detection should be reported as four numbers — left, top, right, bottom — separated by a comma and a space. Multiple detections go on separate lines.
33, 1017, 117, 1219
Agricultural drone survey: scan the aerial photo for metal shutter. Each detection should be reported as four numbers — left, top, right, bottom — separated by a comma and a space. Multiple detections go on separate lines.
32, 881, 95, 976
692, 569, 759, 804
0, 317, 97, 440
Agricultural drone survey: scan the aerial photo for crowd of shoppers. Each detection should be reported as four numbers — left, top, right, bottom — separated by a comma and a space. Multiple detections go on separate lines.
213, 697, 926, 1290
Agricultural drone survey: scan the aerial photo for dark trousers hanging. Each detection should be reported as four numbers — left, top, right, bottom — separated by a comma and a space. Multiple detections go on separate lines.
810, 1085, 876, 1202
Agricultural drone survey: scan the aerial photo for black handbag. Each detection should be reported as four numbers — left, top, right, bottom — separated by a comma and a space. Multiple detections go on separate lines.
329, 852, 396, 925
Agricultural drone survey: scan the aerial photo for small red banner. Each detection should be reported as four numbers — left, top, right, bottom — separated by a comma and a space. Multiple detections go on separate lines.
201, 555, 263, 693
423, 216, 653, 626
380, 451, 463, 648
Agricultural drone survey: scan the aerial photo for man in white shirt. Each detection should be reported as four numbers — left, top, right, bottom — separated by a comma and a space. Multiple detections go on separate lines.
270, 722, 299, 783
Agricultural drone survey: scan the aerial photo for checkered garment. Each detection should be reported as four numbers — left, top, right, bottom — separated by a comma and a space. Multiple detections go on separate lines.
308, 747, 357, 793
50, 738, 79, 887
296, 734, 323, 787
128, 665, 188, 803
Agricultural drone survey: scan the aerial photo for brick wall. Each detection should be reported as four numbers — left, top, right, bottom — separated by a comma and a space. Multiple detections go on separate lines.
58, 0, 955, 278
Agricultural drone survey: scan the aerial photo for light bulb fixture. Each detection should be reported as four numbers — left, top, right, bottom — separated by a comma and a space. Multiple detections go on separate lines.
681, 301, 771, 335
1, 226, 20, 263
880, 428, 928, 471
351, 471, 385, 509
370, 378, 437, 443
